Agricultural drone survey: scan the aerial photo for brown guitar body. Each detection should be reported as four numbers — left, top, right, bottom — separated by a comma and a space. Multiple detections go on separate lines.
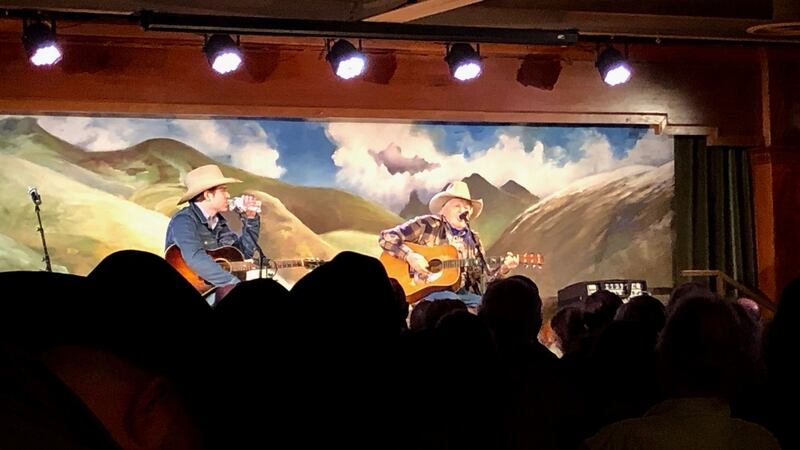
165, 245, 247, 296
165, 244, 326, 297
379, 242, 462, 304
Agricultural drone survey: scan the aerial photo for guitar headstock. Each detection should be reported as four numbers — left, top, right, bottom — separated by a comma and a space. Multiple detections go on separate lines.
518, 252, 544, 268
487, 252, 544, 269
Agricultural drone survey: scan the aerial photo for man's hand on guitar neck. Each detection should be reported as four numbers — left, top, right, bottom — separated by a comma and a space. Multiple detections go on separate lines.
499, 252, 520, 275
405, 251, 431, 275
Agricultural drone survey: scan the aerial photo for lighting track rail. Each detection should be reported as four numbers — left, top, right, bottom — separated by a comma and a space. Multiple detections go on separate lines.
138, 11, 579, 46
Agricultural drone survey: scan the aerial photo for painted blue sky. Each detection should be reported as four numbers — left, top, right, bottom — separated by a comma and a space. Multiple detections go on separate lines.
258, 119, 337, 187
25, 114, 673, 212
262, 119, 653, 188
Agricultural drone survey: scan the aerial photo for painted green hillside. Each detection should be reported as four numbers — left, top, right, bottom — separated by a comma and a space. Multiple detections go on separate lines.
0, 117, 402, 235
0, 153, 169, 275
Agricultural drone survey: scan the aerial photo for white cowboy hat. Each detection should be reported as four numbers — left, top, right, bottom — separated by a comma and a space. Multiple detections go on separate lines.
428, 181, 483, 219
177, 165, 242, 204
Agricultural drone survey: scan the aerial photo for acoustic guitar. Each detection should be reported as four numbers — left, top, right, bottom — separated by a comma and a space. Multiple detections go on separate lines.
165, 244, 325, 296
379, 242, 544, 303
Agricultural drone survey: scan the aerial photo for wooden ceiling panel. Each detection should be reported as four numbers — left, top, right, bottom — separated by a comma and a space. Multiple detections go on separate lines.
479, 0, 773, 20
0, 0, 397, 20
363, 0, 484, 23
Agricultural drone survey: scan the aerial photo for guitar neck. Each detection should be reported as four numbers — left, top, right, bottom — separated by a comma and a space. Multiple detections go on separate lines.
440, 255, 516, 269
441, 258, 482, 269
228, 261, 257, 272
230, 259, 308, 272
271, 259, 309, 269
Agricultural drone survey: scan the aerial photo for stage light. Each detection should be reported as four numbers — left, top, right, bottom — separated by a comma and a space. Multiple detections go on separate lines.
22, 20, 62, 66
326, 39, 367, 80
203, 34, 242, 74
445, 43, 481, 81
595, 46, 631, 86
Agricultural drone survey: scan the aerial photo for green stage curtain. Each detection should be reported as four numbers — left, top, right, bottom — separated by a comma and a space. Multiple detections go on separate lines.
672, 136, 757, 289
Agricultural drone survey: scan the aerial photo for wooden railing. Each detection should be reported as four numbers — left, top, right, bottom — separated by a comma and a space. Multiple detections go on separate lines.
680, 269, 775, 312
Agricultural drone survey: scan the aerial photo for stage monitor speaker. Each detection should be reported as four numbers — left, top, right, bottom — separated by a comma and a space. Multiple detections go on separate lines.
557, 279, 647, 307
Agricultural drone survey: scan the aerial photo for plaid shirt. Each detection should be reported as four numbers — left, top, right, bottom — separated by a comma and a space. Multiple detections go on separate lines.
379, 214, 502, 295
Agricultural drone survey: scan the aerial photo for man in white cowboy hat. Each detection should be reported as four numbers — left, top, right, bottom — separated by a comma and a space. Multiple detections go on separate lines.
165, 164, 262, 303
379, 181, 518, 307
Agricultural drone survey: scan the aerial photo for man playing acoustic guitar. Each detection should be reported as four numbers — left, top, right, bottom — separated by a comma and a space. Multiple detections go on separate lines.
379, 181, 519, 308
165, 164, 262, 303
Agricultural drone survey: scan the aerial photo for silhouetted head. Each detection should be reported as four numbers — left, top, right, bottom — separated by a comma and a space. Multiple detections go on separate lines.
668, 281, 716, 313
763, 276, 800, 384
583, 290, 622, 333
0, 250, 216, 450
290, 251, 397, 342
410, 298, 467, 332
0, 271, 96, 353
616, 294, 667, 336
479, 277, 543, 345
657, 296, 746, 399
550, 305, 586, 354
85, 250, 212, 379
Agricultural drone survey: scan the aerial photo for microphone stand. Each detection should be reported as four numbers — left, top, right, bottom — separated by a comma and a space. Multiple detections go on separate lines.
237, 210, 267, 279
33, 200, 53, 272
463, 215, 489, 293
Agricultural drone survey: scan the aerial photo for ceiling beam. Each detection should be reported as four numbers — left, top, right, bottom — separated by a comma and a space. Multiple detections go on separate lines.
363, 0, 484, 23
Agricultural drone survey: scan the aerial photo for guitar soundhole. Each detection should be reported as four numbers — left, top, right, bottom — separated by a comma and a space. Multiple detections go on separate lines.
428, 259, 443, 273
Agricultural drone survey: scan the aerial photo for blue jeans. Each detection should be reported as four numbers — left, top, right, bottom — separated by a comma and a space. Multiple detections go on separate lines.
425, 289, 482, 308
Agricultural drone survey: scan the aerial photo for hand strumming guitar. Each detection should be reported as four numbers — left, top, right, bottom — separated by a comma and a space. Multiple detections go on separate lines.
405, 251, 431, 275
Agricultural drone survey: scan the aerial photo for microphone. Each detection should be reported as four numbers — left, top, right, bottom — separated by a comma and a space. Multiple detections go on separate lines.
28, 186, 42, 206
459, 211, 469, 222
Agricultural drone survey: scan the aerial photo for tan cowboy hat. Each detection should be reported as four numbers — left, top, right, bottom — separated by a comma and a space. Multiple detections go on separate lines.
177, 165, 242, 204
428, 181, 483, 219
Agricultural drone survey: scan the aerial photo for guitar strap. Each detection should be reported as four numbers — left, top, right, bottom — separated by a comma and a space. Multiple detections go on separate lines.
434, 218, 446, 242
440, 216, 486, 295
471, 230, 489, 294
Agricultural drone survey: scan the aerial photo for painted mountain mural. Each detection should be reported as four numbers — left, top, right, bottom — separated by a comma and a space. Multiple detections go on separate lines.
461, 173, 537, 247
399, 190, 428, 219
0, 115, 674, 295
490, 163, 674, 298
0, 117, 400, 282
399, 175, 539, 247
500, 180, 539, 205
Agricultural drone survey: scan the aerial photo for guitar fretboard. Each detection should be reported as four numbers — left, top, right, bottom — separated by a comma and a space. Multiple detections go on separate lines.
228, 261, 258, 272
272, 260, 310, 269
228, 259, 312, 272
443, 256, 516, 268
441, 258, 484, 269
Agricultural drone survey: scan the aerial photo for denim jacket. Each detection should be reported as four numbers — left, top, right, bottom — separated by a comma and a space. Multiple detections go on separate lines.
165, 202, 261, 286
